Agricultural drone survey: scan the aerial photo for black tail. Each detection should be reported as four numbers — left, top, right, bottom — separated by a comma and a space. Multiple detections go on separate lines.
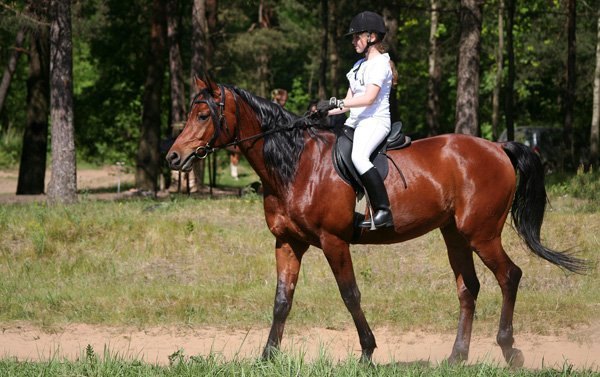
502, 142, 589, 274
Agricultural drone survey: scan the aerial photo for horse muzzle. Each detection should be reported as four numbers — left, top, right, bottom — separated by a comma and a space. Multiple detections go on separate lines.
166, 150, 191, 171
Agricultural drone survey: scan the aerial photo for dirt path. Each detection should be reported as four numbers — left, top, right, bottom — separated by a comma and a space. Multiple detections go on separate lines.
0, 166, 135, 203
0, 323, 598, 370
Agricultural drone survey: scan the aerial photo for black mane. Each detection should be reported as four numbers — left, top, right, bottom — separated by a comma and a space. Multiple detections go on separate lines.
228, 86, 315, 186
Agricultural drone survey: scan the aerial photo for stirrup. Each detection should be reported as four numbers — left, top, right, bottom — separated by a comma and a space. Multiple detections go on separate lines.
359, 209, 393, 229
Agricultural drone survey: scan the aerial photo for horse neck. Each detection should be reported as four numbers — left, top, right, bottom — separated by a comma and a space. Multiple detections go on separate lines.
234, 103, 281, 194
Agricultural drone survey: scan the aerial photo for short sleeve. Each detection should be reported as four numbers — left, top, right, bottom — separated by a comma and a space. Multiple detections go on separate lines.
364, 56, 391, 88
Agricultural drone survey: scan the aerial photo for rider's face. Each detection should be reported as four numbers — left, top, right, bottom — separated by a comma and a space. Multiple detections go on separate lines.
352, 32, 369, 53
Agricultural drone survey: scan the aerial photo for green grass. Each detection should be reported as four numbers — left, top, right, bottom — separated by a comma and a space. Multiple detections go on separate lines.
0, 128, 22, 169
0, 192, 597, 334
0, 347, 597, 376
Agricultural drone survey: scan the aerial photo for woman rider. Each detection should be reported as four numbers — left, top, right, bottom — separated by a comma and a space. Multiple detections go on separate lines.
318, 11, 395, 229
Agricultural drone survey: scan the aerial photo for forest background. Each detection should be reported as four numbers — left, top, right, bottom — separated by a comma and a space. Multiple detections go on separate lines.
0, 0, 599, 197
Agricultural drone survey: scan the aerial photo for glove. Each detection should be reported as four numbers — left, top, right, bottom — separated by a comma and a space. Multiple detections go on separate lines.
315, 97, 344, 117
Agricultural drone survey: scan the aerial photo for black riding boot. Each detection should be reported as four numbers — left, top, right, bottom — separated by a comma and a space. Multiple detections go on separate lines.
359, 167, 393, 229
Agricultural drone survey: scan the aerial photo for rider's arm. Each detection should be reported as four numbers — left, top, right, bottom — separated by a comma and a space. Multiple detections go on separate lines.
328, 84, 381, 115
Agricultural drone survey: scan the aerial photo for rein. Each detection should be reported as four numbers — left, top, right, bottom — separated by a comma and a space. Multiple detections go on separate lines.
191, 86, 324, 159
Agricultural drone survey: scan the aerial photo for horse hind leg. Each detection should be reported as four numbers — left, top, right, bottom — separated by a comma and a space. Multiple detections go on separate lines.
473, 237, 524, 367
441, 225, 481, 363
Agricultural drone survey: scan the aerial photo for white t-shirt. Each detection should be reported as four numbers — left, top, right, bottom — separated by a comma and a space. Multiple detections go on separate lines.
345, 52, 392, 128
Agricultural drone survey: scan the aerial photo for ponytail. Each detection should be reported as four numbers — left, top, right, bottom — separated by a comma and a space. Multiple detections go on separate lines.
389, 60, 398, 87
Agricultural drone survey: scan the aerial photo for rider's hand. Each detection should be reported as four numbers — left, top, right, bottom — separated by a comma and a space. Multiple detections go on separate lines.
316, 97, 344, 117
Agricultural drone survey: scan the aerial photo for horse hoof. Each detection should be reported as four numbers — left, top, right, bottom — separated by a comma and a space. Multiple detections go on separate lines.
359, 349, 374, 364
505, 348, 524, 368
261, 346, 278, 361
447, 353, 467, 364
447, 346, 468, 364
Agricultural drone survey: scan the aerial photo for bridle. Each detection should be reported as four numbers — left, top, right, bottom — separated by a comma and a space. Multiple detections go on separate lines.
189, 85, 325, 160
190, 84, 237, 159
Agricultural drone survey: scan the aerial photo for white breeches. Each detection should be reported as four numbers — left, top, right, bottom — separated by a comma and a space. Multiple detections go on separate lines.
351, 118, 391, 175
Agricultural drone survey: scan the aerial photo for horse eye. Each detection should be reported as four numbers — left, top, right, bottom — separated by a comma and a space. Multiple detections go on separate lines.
197, 113, 210, 121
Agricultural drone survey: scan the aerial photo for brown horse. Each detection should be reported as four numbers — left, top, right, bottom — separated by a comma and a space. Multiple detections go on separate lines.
166, 77, 587, 366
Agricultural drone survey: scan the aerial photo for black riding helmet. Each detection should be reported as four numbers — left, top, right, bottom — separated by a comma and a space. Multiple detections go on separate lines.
345, 11, 386, 37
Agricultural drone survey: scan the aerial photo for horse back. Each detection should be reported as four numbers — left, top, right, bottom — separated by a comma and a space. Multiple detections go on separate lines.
358, 134, 517, 244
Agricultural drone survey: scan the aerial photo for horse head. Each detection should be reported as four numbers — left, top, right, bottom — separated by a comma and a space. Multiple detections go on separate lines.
166, 76, 238, 172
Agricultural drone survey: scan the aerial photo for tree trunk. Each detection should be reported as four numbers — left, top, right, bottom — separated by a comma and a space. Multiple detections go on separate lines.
563, 0, 576, 167
318, 0, 328, 98
328, 0, 341, 98
492, 0, 504, 141
505, 0, 515, 141
0, 28, 26, 118
47, 0, 77, 204
190, 0, 216, 188
165, 0, 186, 191
135, 0, 166, 192
455, 0, 483, 136
383, 7, 399, 123
426, 0, 441, 136
17, 1, 50, 196
256, 0, 271, 97
167, 0, 186, 125
190, 0, 211, 88
591, 13, 600, 168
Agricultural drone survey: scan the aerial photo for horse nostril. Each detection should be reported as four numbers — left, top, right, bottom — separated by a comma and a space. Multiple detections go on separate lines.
166, 151, 180, 168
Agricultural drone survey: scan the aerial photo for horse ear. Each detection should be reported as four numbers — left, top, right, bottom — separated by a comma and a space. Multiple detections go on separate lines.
205, 73, 219, 95
194, 75, 208, 90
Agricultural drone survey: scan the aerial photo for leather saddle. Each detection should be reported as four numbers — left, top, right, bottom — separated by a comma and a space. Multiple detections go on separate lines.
332, 121, 411, 198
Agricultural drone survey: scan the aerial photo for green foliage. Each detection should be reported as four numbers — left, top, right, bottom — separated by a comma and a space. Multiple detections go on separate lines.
286, 76, 312, 114
547, 167, 600, 211
0, 0, 598, 168
0, 127, 22, 168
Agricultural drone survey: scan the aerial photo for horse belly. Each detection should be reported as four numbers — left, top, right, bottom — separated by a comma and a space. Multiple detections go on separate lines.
356, 201, 451, 245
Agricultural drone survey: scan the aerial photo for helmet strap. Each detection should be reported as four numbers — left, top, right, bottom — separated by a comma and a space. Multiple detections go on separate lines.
357, 32, 376, 55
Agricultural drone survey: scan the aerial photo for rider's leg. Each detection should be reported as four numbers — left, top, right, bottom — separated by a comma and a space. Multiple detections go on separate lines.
351, 120, 393, 229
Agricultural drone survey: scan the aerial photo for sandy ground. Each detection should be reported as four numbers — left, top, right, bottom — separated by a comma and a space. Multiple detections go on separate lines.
0, 323, 598, 370
0, 166, 134, 203
0, 168, 599, 370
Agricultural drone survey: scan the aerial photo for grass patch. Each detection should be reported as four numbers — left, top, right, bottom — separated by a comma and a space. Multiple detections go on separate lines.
0, 190, 597, 336
0, 127, 22, 169
547, 168, 600, 212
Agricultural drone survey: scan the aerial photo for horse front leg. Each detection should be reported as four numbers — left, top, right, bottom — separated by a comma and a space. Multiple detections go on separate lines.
323, 238, 377, 362
262, 239, 308, 360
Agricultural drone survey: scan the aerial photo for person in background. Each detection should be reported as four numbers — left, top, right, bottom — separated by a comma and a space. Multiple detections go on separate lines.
317, 11, 396, 229
227, 146, 241, 180
271, 88, 288, 107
